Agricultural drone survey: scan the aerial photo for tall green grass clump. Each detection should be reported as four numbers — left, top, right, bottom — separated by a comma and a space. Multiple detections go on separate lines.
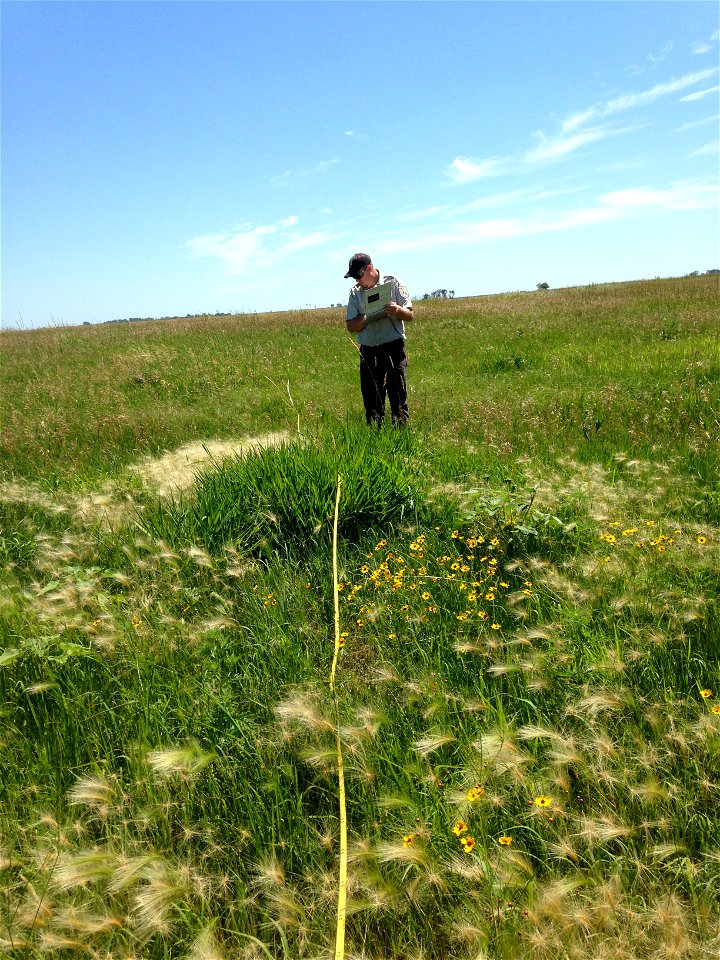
143, 426, 421, 556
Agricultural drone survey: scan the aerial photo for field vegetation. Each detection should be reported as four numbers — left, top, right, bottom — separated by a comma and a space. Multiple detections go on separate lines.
1, 276, 719, 959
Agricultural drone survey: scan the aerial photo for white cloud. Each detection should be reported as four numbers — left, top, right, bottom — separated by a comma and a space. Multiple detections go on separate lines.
444, 156, 503, 184
646, 42, 673, 64
602, 68, 718, 115
270, 157, 341, 184
186, 217, 337, 275
694, 29, 719, 55
550, 69, 719, 134
524, 125, 615, 163
376, 179, 719, 255
394, 204, 452, 222
509, 68, 719, 169
679, 113, 720, 131
561, 109, 596, 134
378, 206, 625, 253
600, 182, 718, 211
688, 141, 720, 158
679, 85, 720, 102
444, 66, 719, 189
461, 186, 586, 212
298, 157, 341, 177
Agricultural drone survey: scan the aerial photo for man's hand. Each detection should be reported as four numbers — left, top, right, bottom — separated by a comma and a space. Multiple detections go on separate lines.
386, 302, 412, 321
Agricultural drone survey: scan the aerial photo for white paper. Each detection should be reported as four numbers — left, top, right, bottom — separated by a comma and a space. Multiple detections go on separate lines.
364, 282, 392, 319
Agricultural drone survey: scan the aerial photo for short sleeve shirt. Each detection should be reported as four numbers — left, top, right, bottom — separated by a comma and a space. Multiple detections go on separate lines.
346, 273, 413, 347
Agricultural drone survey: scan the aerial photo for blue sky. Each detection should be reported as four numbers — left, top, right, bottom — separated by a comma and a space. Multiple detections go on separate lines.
2, 1, 718, 328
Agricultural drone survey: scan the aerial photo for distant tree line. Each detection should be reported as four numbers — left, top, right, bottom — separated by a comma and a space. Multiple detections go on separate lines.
104, 310, 251, 325
419, 289, 455, 300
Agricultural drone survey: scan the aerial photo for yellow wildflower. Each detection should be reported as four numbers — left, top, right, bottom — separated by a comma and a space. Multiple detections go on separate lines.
460, 835, 476, 853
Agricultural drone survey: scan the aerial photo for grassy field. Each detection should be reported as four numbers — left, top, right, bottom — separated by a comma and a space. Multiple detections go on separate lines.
1, 276, 719, 959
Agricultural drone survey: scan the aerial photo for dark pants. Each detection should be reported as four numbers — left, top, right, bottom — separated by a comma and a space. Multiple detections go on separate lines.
359, 338, 409, 426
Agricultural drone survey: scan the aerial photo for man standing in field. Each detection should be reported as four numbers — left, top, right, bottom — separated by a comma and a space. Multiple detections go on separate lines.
344, 252, 413, 426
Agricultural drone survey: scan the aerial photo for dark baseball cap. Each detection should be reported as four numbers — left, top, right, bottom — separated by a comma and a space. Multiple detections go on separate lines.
344, 252, 371, 279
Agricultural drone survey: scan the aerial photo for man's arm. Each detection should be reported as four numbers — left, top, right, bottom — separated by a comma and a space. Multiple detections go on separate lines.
346, 314, 369, 333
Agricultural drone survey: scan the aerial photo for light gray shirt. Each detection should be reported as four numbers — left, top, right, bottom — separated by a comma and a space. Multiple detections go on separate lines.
346, 273, 413, 347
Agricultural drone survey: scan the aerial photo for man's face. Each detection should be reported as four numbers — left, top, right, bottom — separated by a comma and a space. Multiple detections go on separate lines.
357, 263, 379, 289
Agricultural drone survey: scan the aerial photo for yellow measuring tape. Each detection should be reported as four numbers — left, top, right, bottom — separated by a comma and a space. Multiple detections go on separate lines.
330, 476, 347, 960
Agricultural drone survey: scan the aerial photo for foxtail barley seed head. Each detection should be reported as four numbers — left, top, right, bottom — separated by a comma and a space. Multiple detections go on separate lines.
649, 843, 688, 862
472, 728, 530, 783
529, 877, 585, 926
24, 681, 57, 695
53, 851, 116, 890
185, 545, 214, 568
14, 880, 54, 927
547, 840, 580, 864
50, 907, 123, 935
252, 855, 286, 889
575, 816, 637, 846
36, 934, 86, 951
413, 730, 456, 756
347, 838, 377, 865
517, 724, 565, 743
131, 861, 188, 939
629, 779, 670, 804
575, 689, 632, 717
275, 692, 334, 733
108, 855, 161, 894
146, 743, 216, 778
187, 926, 226, 960
67, 775, 118, 809
376, 840, 430, 868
